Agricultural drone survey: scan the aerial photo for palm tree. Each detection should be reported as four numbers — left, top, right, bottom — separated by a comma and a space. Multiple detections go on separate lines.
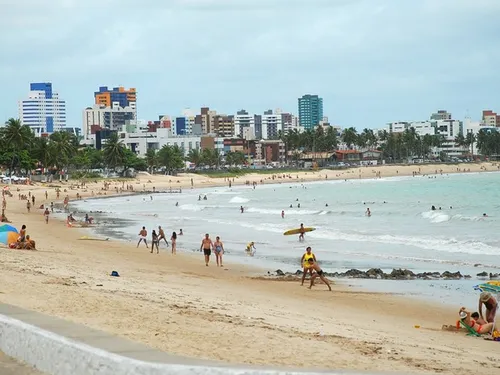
465, 132, 476, 156
145, 148, 158, 173
102, 132, 126, 170
341, 127, 358, 149
1, 118, 34, 150
49, 131, 77, 170
187, 149, 202, 167
32, 137, 55, 173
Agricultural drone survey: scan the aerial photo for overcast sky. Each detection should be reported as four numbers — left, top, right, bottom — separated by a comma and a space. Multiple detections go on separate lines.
1, 0, 499, 129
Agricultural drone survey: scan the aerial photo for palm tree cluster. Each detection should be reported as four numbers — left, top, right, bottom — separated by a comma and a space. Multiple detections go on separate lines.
475, 129, 500, 157
0, 118, 185, 176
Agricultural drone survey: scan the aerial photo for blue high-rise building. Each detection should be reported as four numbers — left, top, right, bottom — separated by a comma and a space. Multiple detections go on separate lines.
298, 94, 323, 130
19, 82, 66, 136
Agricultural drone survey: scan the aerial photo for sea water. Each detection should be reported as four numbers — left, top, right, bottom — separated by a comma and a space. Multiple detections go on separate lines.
71, 172, 500, 307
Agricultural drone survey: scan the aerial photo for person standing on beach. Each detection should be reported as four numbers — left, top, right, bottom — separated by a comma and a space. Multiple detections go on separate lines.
171, 231, 177, 255
137, 226, 148, 248
213, 236, 224, 267
300, 247, 317, 286
299, 223, 305, 242
43, 207, 50, 224
26, 200, 31, 213
158, 226, 169, 246
200, 233, 213, 266
307, 259, 332, 291
151, 230, 159, 254
479, 292, 498, 323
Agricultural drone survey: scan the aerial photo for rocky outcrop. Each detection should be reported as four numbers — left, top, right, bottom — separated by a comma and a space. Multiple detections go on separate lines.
268, 268, 483, 280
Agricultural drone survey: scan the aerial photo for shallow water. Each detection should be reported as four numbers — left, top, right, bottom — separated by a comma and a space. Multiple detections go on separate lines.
71, 172, 500, 307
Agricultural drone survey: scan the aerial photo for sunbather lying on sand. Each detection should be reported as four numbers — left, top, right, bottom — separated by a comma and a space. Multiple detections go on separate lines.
459, 307, 496, 334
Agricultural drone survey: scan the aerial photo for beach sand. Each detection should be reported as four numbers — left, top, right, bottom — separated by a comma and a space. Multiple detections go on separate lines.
1, 163, 499, 375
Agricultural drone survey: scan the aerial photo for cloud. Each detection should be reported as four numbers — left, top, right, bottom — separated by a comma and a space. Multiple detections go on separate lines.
0, 0, 499, 129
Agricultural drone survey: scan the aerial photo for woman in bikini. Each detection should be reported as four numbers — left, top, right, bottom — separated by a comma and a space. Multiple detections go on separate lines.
151, 229, 159, 254
170, 231, 177, 255
459, 307, 496, 334
213, 236, 224, 267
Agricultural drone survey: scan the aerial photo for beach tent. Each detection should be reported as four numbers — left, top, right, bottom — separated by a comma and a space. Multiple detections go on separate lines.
0, 224, 18, 233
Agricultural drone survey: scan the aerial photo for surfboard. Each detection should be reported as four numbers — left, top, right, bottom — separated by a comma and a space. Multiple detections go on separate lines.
79, 236, 109, 241
283, 227, 315, 236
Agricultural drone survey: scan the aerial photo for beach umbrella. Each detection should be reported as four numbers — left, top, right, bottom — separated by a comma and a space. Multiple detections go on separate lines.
474, 281, 500, 295
0, 231, 19, 245
0, 224, 18, 233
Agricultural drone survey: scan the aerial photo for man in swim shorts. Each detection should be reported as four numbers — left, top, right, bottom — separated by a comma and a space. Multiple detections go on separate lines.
300, 246, 317, 286
307, 258, 332, 291
158, 226, 169, 246
479, 291, 498, 323
299, 223, 305, 241
200, 233, 213, 266
137, 226, 148, 248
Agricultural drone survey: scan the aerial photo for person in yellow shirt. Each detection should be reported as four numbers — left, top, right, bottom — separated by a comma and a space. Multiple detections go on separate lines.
300, 246, 317, 286
245, 242, 256, 256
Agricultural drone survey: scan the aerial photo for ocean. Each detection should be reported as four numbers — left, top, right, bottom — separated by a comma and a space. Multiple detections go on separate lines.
71, 172, 500, 308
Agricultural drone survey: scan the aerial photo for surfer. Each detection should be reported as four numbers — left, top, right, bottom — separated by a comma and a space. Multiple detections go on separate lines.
300, 247, 317, 286
245, 242, 256, 256
213, 236, 224, 267
137, 226, 148, 249
299, 223, 305, 242
200, 233, 213, 266
307, 259, 332, 291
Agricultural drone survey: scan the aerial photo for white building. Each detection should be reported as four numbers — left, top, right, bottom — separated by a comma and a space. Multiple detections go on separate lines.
261, 111, 282, 139
234, 110, 255, 138
19, 82, 66, 136
82, 103, 136, 138
282, 115, 303, 134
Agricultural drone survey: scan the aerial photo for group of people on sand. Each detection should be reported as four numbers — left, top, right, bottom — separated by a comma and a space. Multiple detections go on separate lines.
200, 233, 225, 267
10, 224, 36, 250
137, 226, 182, 255
300, 246, 331, 291
457, 292, 498, 335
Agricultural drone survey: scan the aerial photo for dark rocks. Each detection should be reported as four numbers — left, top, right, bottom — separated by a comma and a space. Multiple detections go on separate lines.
388, 269, 415, 280
442, 271, 462, 279
269, 268, 479, 281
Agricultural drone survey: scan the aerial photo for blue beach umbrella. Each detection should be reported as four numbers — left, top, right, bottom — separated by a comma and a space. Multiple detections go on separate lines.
0, 224, 18, 233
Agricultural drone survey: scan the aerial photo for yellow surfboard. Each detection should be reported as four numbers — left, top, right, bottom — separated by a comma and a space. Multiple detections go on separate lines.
283, 227, 315, 236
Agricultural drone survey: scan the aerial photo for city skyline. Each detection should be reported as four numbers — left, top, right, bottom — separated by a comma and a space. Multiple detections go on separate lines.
1, 0, 500, 129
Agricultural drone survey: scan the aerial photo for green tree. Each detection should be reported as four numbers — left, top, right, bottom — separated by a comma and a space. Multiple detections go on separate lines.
187, 149, 202, 167
145, 148, 159, 173
158, 145, 184, 174
102, 132, 126, 170
341, 127, 358, 149
49, 131, 77, 170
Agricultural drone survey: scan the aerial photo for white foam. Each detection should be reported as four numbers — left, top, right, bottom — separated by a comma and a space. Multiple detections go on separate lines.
247, 207, 319, 215
229, 196, 250, 204
178, 204, 204, 212
421, 211, 450, 223
310, 230, 500, 256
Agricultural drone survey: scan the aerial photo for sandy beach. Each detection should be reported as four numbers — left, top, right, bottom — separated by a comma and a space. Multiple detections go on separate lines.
1, 163, 500, 375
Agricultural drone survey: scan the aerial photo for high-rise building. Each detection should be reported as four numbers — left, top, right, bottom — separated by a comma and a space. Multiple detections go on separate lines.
298, 94, 323, 130
94, 86, 136, 109
212, 115, 235, 138
482, 110, 500, 127
19, 82, 66, 136
430, 110, 452, 121
82, 104, 136, 138
234, 109, 255, 138
261, 110, 282, 139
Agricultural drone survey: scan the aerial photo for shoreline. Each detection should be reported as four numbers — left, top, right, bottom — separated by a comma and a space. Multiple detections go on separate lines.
0, 164, 499, 374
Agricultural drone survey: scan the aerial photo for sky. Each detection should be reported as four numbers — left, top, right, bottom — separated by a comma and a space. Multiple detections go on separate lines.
1, 0, 500, 130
